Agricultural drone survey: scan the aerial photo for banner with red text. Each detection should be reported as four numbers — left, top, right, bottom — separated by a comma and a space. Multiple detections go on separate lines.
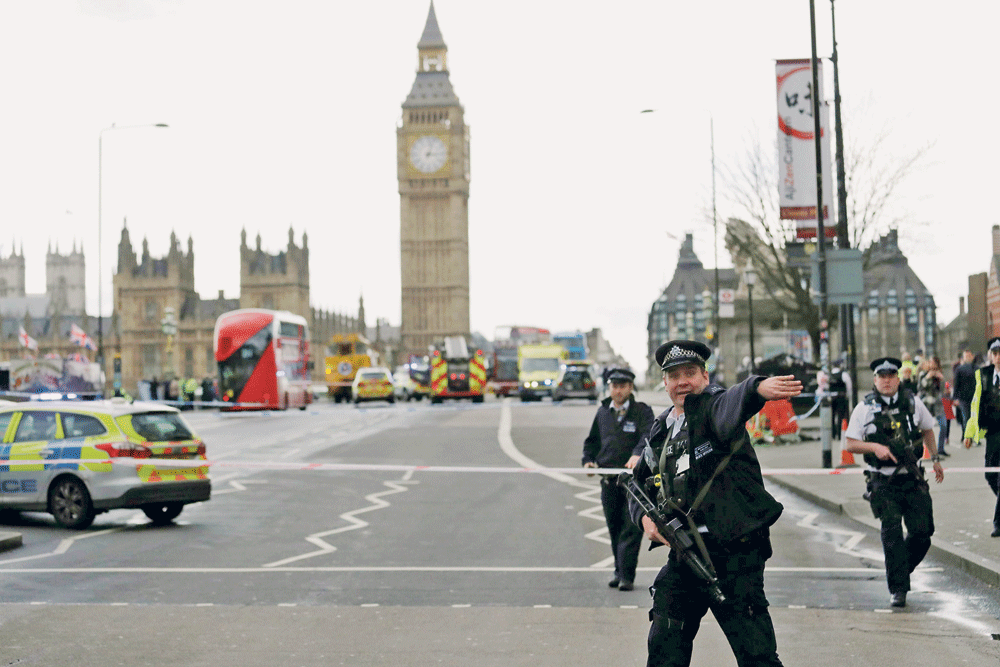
776, 58, 835, 239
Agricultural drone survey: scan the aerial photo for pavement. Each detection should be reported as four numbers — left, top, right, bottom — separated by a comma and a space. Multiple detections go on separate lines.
2, 395, 998, 595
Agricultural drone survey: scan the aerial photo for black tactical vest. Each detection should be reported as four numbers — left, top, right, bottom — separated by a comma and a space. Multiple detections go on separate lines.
861, 390, 923, 468
643, 419, 690, 510
980, 368, 1000, 431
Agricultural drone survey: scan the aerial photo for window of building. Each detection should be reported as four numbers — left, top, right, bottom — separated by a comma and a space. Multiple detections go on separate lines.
145, 299, 158, 322
184, 347, 194, 378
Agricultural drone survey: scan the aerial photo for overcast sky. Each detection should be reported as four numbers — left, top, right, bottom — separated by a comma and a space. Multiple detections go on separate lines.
1, 0, 994, 378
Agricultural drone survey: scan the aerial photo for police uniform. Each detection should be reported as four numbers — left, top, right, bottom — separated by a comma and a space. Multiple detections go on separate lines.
629, 341, 784, 667
582, 368, 653, 591
963, 337, 1000, 537
845, 357, 938, 606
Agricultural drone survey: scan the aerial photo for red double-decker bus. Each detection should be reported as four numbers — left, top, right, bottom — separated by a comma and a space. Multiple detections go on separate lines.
214, 309, 312, 411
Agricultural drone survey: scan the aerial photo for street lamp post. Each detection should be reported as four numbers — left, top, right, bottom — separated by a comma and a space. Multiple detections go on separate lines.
745, 266, 757, 374
97, 123, 169, 394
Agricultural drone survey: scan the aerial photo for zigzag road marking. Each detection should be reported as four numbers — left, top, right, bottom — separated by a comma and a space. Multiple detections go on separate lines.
0, 527, 124, 566
263, 472, 418, 567
497, 398, 609, 565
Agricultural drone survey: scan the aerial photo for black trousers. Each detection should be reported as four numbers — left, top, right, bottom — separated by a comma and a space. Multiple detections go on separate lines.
646, 535, 782, 667
868, 474, 934, 594
985, 430, 1000, 529
600, 477, 643, 583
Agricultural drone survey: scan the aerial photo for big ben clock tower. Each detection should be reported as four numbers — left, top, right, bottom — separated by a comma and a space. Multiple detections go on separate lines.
398, 2, 471, 355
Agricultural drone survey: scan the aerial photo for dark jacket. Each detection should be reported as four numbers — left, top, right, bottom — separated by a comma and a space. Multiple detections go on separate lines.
629, 376, 783, 546
582, 394, 654, 468
953, 362, 977, 403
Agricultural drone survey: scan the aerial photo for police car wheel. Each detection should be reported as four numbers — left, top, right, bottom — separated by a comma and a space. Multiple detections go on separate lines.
49, 477, 95, 530
142, 502, 184, 525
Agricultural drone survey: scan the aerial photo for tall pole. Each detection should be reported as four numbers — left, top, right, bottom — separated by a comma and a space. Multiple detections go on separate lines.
97, 130, 104, 392
831, 0, 859, 411
711, 118, 721, 358
809, 0, 832, 468
97, 123, 169, 397
748, 282, 755, 374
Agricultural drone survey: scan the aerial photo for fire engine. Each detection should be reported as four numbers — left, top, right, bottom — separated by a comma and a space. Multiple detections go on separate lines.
429, 336, 487, 404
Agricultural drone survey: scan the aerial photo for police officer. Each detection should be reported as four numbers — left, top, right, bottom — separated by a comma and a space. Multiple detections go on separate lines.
582, 367, 653, 591
845, 357, 944, 607
962, 337, 1000, 537
629, 340, 801, 667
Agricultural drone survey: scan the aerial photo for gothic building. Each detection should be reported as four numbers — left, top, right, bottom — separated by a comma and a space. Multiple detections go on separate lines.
111, 223, 363, 392
0, 225, 365, 395
398, 2, 472, 354
0, 242, 96, 362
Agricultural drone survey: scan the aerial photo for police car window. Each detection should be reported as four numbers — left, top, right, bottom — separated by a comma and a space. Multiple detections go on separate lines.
60, 413, 107, 438
13, 411, 59, 442
0, 413, 12, 441
128, 413, 194, 442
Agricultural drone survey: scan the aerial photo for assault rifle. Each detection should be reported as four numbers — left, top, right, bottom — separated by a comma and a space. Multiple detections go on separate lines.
868, 412, 928, 489
617, 472, 726, 604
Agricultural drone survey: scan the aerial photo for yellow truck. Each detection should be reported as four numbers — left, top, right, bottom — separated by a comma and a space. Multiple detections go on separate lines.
517, 343, 567, 401
324, 333, 378, 403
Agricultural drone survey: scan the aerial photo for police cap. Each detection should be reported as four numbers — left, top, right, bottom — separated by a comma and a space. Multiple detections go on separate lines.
655, 340, 711, 371
989, 336, 1000, 352
605, 367, 635, 384
870, 357, 902, 375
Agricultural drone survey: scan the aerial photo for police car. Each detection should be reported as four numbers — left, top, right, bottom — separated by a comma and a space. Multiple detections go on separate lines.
0, 400, 211, 529
351, 367, 395, 404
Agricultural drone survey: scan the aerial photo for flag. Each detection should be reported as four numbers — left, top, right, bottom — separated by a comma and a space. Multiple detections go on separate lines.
70, 323, 97, 351
18, 325, 38, 351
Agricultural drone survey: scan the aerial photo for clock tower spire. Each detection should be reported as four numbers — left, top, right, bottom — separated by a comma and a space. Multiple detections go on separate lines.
398, 2, 471, 355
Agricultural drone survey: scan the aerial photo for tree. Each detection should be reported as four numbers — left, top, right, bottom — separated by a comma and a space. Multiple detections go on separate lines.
718, 122, 931, 358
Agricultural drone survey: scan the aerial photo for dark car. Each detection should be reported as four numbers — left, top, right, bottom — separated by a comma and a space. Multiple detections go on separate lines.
552, 365, 599, 403
739, 353, 819, 415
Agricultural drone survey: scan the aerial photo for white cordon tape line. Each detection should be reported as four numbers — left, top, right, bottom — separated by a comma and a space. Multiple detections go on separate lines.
10, 459, 1000, 474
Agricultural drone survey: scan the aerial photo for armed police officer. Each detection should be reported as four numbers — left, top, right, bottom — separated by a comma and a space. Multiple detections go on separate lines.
582, 367, 653, 591
628, 340, 801, 667
845, 357, 944, 608
963, 336, 1000, 537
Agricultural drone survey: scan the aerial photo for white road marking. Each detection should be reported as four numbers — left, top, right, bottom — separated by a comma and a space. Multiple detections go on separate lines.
0, 565, 905, 574
262, 479, 417, 567
0, 528, 124, 566
497, 399, 609, 564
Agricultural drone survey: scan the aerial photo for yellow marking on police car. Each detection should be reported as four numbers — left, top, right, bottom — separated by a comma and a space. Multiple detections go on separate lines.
136, 464, 209, 482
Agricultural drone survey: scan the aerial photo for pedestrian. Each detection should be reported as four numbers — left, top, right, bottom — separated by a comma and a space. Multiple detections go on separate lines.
917, 355, 949, 456
962, 336, 1000, 538
899, 364, 918, 395
844, 357, 944, 607
149, 376, 160, 401
953, 349, 977, 440
582, 367, 653, 592
201, 376, 215, 405
629, 340, 801, 667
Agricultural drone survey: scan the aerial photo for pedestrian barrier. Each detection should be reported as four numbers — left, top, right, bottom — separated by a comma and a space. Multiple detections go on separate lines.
7, 459, 1000, 474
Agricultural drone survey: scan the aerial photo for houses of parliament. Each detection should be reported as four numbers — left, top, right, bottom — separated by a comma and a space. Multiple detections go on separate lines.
0, 225, 366, 393
1, 2, 474, 394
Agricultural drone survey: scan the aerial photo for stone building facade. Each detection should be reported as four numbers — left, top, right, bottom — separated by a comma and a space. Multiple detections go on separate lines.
111, 223, 363, 393
0, 242, 99, 364
397, 3, 471, 355
1, 225, 365, 395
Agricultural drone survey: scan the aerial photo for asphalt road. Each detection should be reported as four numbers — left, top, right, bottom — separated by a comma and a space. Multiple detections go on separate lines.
1, 397, 999, 666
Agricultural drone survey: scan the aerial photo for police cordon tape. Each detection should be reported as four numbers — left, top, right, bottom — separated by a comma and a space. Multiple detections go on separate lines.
9, 459, 1000, 474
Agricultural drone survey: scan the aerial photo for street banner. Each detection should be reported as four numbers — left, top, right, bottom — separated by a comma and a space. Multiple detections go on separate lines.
776, 58, 835, 238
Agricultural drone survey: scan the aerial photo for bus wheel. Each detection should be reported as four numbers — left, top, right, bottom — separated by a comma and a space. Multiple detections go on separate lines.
142, 502, 184, 525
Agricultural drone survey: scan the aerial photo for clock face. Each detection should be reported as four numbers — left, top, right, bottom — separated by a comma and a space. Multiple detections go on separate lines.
409, 135, 448, 174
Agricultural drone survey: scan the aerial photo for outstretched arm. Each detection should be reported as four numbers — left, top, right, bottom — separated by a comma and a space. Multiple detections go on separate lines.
757, 375, 803, 401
